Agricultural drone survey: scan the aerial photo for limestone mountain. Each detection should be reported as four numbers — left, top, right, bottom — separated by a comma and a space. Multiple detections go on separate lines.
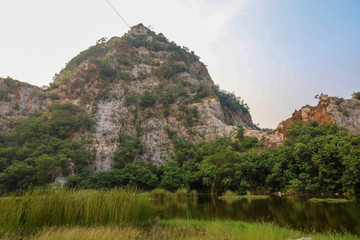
0, 24, 258, 171
278, 93, 360, 134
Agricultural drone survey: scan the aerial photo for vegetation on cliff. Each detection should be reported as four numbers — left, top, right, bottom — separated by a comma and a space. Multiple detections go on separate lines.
2, 113, 359, 195
0, 103, 94, 192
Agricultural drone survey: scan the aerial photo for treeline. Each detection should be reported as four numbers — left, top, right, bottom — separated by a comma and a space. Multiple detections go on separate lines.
69, 122, 360, 195
1, 104, 359, 194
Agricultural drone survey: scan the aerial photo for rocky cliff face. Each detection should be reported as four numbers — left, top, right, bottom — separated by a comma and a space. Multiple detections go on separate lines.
278, 94, 360, 133
0, 24, 258, 171
0, 77, 49, 130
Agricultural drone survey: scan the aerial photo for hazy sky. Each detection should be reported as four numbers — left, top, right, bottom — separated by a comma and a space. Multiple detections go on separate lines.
1, 0, 359, 128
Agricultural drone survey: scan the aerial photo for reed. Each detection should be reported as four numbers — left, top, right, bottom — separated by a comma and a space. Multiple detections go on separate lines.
149, 188, 197, 200
175, 188, 188, 199
149, 188, 172, 200
0, 188, 151, 234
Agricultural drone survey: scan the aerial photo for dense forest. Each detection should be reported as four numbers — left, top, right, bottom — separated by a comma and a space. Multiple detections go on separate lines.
0, 102, 359, 194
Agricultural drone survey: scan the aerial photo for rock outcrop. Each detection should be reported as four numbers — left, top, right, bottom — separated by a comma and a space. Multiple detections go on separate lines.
0, 77, 49, 130
244, 128, 284, 147
278, 94, 360, 133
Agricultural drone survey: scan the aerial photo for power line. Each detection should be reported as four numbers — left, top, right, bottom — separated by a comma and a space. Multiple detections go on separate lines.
105, 0, 131, 29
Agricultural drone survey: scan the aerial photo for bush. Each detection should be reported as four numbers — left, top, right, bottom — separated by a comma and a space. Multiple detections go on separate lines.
156, 61, 188, 79
89, 58, 116, 83
119, 72, 134, 82
124, 93, 139, 106
353, 92, 360, 100
137, 70, 147, 80
66, 44, 106, 71
113, 134, 145, 169
139, 91, 157, 108
213, 85, 249, 114
48, 93, 60, 100
335, 97, 344, 105
4, 77, 17, 90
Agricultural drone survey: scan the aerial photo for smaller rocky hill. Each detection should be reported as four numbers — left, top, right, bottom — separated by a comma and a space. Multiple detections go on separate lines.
278, 93, 360, 133
0, 77, 49, 130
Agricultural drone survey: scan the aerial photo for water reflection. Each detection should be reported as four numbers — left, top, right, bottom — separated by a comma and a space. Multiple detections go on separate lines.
151, 195, 360, 234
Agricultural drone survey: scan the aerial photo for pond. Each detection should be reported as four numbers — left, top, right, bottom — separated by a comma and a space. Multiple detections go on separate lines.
151, 195, 360, 235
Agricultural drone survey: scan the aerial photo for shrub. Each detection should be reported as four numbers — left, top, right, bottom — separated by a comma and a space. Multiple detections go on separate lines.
119, 72, 134, 82
117, 54, 133, 68
124, 94, 139, 106
113, 134, 145, 169
335, 97, 344, 105
139, 91, 157, 108
353, 92, 360, 100
213, 85, 250, 115
48, 93, 60, 100
137, 70, 147, 80
156, 61, 188, 79
66, 44, 106, 71
4, 77, 17, 90
89, 58, 116, 83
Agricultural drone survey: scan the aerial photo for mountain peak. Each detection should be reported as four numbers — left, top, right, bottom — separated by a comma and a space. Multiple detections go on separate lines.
127, 23, 149, 36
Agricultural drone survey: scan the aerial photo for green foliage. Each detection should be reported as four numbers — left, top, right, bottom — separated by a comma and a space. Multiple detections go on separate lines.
89, 58, 116, 83
353, 92, 360, 100
177, 104, 199, 127
213, 85, 249, 114
113, 134, 145, 169
124, 93, 139, 106
235, 126, 245, 140
0, 188, 152, 233
124, 34, 148, 48
48, 93, 60, 100
155, 61, 188, 79
119, 72, 135, 82
66, 43, 106, 71
3, 77, 17, 90
335, 97, 344, 105
0, 77, 18, 102
0, 103, 94, 192
139, 91, 157, 108
137, 70, 148, 80
117, 54, 133, 68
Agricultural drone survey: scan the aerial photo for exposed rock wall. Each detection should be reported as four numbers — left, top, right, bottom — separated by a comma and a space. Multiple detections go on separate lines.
0, 78, 49, 130
278, 94, 360, 133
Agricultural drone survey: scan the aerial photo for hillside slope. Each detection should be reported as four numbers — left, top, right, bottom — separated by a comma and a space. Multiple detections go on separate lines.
0, 24, 257, 171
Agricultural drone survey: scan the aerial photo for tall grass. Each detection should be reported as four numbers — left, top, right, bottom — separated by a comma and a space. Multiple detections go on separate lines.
149, 188, 172, 200
149, 188, 197, 200
0, 188, 151, 234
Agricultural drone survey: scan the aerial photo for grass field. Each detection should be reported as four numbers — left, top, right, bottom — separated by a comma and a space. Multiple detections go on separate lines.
0, 188, 151, 234
1, 220, 359, 240
0, 189, 359, 240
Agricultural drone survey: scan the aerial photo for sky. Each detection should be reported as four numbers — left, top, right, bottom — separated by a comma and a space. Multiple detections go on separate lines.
1, 0, 359, 128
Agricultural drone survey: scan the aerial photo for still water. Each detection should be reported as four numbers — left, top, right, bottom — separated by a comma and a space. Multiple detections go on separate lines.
151, 195, 360, 235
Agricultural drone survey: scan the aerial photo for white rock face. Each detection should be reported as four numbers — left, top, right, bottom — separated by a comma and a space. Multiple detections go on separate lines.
244, 128, 284, 147
327, 98, 360, 133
